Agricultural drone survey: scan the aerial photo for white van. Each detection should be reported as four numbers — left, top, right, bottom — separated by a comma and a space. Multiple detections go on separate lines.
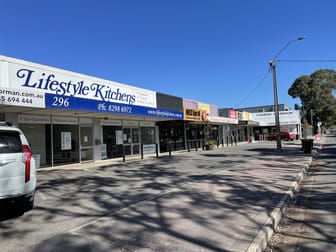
0, 122, 37, 211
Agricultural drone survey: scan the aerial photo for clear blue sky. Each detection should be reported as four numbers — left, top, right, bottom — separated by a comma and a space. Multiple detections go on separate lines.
1, 0, 336, 110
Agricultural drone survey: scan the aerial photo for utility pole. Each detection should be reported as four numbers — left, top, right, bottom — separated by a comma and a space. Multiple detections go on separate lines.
269, 36, 306, 151
269, 60, 281, 150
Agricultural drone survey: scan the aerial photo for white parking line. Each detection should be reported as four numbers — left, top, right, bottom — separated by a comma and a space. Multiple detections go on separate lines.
68, 187, 180, 234
83, 168, 106, 177
37, 191, 48, 200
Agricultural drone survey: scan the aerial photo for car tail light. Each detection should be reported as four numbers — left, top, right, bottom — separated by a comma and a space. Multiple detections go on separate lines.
22, 145, 32, 183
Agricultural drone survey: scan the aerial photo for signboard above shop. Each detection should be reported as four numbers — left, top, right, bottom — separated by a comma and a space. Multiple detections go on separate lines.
207, 116, 238, 124
0, 56, 184, 120
250, 110, 301, 126
184, 108, 201, 121
18, 114, 51, 124
7, 61, 157, 108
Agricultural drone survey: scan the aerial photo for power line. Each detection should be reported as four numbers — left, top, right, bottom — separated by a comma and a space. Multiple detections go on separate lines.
234, 70, 271, 108
233, 59, 336, 108
278, 59, 336, 63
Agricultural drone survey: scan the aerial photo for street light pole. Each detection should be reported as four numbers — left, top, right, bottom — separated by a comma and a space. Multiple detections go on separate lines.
269, 60, 282, 150
269, 36, 306, 151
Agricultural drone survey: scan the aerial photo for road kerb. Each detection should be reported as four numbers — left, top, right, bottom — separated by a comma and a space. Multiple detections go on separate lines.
246, 157, 312, 252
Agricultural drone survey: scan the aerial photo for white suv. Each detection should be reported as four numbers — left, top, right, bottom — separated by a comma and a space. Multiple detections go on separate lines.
0, 122, 37, 211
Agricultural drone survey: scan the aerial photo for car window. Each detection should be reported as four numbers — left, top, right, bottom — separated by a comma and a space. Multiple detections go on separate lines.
0, 131, 22, 153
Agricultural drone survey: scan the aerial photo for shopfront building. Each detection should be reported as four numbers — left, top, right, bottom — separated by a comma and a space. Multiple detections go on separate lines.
155, 93, 184, 152
1, 55, 247, 167
0, 55, 183, 167
249, 110, 301, 139
183, 99, 227, 148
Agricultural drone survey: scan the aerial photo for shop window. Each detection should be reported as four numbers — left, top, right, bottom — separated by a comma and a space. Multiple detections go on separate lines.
157, 121, 184, 152
103, 126, 123, 158
53, 125, 79, 165
141, 127, 155, 144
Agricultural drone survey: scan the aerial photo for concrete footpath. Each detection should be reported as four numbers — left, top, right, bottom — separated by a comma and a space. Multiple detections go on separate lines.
266, 134, 336, 252
31, 141, 315, 252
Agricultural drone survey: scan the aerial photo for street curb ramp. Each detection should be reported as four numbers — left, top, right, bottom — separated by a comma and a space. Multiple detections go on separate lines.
246, 157, 313, 252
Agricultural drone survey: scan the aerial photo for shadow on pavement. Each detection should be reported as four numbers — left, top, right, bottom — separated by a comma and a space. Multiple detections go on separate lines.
0, 142, 314, 252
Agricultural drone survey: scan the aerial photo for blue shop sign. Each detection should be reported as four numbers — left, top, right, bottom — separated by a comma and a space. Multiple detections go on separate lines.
45, 94, 183, 120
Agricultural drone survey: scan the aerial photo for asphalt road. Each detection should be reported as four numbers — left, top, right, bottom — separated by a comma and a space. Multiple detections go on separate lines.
0, 140, 312, 252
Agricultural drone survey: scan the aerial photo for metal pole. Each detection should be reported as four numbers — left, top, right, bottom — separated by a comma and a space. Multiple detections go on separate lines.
141, 144, 144, 159
268, 36, 306, 150
270, 60, 282, 150
155, 143, 159, 158
122, 144, 126, 163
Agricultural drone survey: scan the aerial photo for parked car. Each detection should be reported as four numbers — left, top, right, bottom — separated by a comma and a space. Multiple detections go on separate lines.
267, 132, 296, 141
0, 122, 37, 211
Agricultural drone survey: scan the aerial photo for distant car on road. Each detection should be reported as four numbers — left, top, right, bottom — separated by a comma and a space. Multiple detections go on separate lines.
267, 132, 296, 141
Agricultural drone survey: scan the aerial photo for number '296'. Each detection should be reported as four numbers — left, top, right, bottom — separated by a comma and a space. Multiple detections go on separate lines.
52, 97, 69, 107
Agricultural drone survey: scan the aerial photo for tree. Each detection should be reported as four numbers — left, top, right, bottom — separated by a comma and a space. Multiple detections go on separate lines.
288, 69, 336, 130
